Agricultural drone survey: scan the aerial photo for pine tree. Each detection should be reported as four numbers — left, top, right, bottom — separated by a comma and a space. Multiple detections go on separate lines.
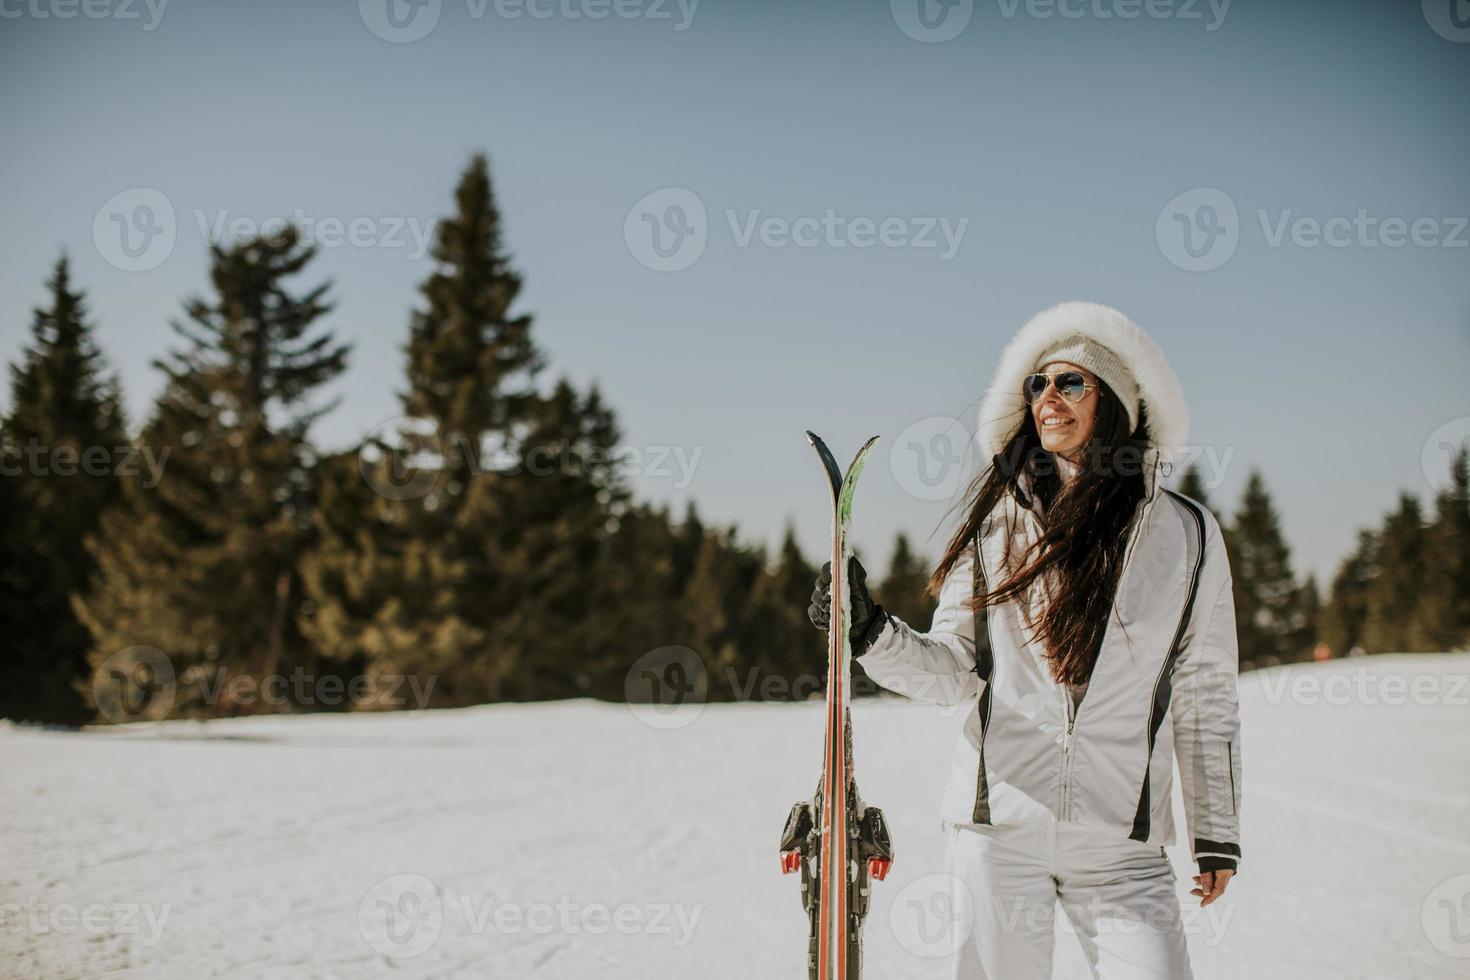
2, 256, 127, 723
881, 532, 932, 630
577, 501, 687, 700
1227, 471, 1304, 667
682, 525, 766, 701
1294, 574, 1321, 657
303, 154, 563, 706
297, 448, 482, 708
1319, 529, 1379, 656
1176, 463, 1211, 510
479, 379, 627, 700
738, 525, 820, 701
1410, 448, 1470, 651
402, 152, 542, 476
1361, 494, 1429, 653
78, 229, 349, 716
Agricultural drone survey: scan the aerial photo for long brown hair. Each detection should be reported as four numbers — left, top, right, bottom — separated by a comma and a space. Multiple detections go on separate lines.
929, 386, 1151, 686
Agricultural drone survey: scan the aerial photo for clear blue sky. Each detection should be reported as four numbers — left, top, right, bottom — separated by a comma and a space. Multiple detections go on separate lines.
2, 0, 1467, 587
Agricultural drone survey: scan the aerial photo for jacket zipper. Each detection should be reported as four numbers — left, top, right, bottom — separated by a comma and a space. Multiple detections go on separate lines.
1060, 687, 1075, 821
1053, 488, 1160, 825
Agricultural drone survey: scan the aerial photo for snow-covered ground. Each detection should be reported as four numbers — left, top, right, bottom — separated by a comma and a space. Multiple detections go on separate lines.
3, 653, 1469, 979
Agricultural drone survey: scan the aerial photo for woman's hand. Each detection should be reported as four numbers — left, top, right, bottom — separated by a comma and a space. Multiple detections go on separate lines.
807, 557, 890, 653
1191, 868, 1234, 906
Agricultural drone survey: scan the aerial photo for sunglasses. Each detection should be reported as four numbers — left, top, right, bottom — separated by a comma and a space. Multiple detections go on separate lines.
1022, 371, 1099, 405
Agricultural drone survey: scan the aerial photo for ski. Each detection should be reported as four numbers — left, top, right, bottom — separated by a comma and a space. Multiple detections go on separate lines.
779, 431, 893, 980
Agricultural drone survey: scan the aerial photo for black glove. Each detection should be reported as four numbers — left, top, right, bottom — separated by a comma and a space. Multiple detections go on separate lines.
807, 557, 891, 654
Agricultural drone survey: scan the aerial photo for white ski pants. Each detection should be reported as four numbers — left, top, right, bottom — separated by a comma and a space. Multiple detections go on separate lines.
946, 819, 1193, 980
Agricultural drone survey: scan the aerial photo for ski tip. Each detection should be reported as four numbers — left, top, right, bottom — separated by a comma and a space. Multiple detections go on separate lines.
804, 429, 820, 446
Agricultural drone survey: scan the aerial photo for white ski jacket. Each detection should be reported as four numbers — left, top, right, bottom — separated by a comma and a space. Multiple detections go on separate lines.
860, 302, 1243, 874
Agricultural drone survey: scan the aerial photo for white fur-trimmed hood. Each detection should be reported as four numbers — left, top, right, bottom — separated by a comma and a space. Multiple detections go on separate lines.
977, 301, 1190, 471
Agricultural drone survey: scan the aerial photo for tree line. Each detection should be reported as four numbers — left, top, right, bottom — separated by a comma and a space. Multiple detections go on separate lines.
1173, 452, 1470, 670
3, 155, 1467, 724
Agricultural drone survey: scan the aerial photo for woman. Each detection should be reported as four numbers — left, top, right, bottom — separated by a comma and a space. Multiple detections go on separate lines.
810, 302, 1242, 979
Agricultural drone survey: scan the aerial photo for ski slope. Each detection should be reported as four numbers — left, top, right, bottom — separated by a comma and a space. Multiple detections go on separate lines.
3, 654, 1468, 979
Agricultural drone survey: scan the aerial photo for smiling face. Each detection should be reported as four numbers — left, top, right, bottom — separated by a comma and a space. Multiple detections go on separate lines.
1029, 360, 1099, 459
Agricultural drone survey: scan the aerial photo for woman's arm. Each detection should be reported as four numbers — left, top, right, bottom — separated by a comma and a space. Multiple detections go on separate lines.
857, 548, 980, 706
1170, 511, 1244, 887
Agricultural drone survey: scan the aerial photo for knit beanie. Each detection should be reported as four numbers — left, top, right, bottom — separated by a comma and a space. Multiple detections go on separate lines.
1035, 335, 1141, 434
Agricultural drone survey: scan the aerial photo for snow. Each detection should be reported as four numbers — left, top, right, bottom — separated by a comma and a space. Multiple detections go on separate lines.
3, 653, 1469, 979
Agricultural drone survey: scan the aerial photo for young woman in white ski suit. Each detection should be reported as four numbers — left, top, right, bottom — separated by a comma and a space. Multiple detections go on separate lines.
810, 302, 1242, 979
